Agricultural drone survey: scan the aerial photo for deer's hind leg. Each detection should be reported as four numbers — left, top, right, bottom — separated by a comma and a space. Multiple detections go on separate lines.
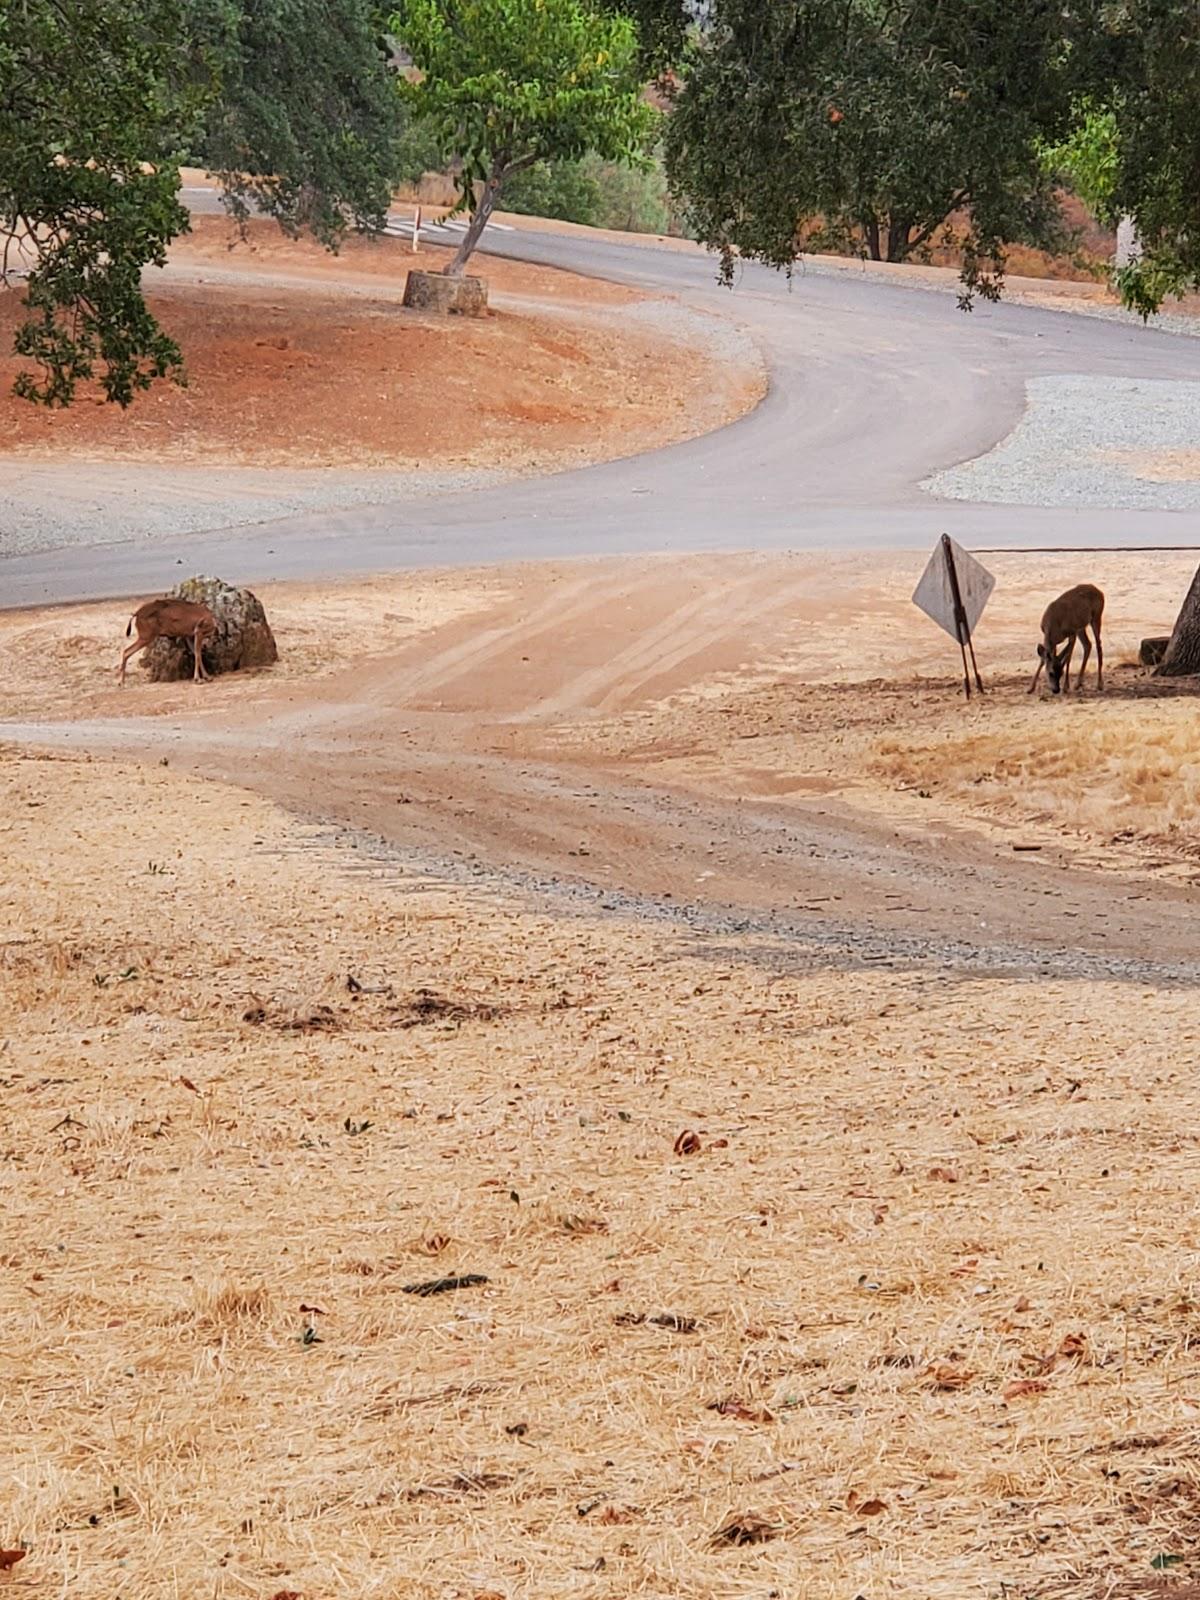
1093, 622, 1104, 690
118, 633, 149, 685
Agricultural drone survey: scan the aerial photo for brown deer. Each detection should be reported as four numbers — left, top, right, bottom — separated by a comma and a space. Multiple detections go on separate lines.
118, 598, 217, 685
1028, 583, 1104, 696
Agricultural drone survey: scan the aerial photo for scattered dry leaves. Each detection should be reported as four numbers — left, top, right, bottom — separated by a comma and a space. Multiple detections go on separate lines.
614, 1310, 700, 1334
846, 1490, 888, 1515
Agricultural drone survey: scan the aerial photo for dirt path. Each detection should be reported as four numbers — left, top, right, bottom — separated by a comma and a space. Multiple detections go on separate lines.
4, 549, 1199, 984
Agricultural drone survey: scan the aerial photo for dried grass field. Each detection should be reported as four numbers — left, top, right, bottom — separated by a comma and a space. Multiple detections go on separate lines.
6, 550, 1200, 1600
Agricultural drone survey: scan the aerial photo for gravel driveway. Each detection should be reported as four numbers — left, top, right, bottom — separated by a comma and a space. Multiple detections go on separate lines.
927, 374, 1200, 510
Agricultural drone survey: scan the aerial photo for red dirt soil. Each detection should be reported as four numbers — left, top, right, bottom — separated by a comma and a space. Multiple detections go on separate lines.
0, 218, 757, 472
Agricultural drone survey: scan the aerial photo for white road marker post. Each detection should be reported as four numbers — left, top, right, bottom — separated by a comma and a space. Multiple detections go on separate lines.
412, 207, 421, 252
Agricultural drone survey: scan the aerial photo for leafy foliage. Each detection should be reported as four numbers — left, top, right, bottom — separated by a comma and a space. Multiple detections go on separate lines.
0, 0, 209, 405
587, 149, 674, 232
503, 147, 675, 232
391, 0, 659, 271
1039, 103, 1121, 220
666, 0, 1075, 304
503, 160, 605, 225
1094, 0, 1200, 315
605, 0, 691, 72
191, 0, 406, 247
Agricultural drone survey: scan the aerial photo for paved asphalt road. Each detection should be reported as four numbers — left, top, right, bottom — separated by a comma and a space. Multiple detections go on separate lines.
4, 201, 1200, 607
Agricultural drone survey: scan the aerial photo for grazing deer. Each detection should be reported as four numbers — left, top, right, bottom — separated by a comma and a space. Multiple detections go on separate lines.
118, 598, 217, 685
1028, 583, 1105, 696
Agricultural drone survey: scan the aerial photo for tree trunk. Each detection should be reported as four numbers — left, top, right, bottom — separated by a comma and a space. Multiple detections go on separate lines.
1156, 563, 1200, 676
445, 173, 503, 277
885, 218, 911, 262
864, 217, 882, 260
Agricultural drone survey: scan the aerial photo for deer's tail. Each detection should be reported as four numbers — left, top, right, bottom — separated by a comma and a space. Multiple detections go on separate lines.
126, 614, 134, 637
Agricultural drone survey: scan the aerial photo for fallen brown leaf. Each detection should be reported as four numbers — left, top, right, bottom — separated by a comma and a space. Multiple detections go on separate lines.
709, 1511, 779, 1548
924, 1362, 974, 1391
707, 1396, 774, 1424
846, 1490, 888, 1515
178, 1075, 201, 1095
674, 1129, 703, 1156
596, 1505, 638, 1524
1028, 1331, 1089, 1375
928, 1166, 959, 1183
0, 1552, 25, 1572
1002, 1379, 1048, 1401
1014, 1295, 1032, 1313
298, 1302, 327, 1316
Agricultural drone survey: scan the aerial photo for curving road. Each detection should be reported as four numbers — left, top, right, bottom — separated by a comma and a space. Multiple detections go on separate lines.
3, 216, 1200, 608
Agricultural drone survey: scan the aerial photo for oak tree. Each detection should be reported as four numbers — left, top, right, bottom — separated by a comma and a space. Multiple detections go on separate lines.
1, 0, 207, 405
664, 0, 1075, 303
192, 0, 409, 247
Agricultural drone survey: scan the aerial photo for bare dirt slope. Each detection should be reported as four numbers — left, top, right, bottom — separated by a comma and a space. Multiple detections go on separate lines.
0, 217, 763, 475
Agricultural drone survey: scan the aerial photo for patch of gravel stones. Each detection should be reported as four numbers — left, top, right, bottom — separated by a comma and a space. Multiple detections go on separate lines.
926, 373, 1200, 510
0, 461, 501, 562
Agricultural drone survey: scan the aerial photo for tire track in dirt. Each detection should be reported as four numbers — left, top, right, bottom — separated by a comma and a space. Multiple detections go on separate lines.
6, 557, 1200, 984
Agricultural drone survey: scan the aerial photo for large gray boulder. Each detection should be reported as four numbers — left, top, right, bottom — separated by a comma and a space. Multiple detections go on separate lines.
146, 575, 278, 682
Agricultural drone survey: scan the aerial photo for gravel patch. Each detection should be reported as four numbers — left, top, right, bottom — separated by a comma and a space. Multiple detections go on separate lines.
926, 373, 1200, 509
0, 460, 499, 561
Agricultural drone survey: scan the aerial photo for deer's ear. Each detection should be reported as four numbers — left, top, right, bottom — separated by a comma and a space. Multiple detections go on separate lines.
1037, 644, 1047, 660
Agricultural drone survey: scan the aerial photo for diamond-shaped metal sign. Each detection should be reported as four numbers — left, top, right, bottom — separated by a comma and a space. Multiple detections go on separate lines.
912, 536, 995, 643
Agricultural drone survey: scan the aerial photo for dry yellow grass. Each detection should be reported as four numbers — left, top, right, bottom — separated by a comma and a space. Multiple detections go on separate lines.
6, 750, 1200, 1600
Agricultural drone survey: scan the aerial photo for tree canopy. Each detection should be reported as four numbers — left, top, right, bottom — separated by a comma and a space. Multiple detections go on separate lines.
2, 0, 416, 405
191, 0, 408, 247
391, 0, 658, 273
0, 0, 207, 405
1089, 0, 1200, 316
663, 0, 1200, 316
664, 0, 1075, 304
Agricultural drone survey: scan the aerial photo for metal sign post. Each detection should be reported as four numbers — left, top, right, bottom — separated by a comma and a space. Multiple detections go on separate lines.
912, 535, 995, 699
941, 534, 985, 698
